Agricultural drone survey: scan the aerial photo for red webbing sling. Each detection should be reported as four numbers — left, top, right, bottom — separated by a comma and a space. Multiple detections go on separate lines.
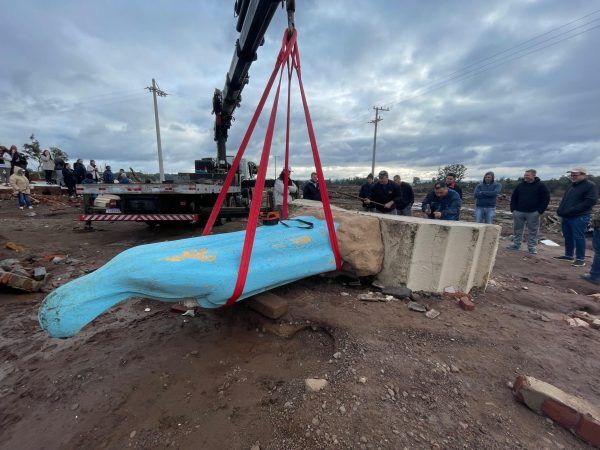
202, 29, 341, 306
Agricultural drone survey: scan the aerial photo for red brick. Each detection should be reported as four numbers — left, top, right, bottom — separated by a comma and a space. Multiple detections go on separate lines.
247, 292, 289, 319
541, 398, 580, 429
459, 297, 475, 311
170, 303, 189, 313
512, 375, 527, 403
576, 414, 600, 447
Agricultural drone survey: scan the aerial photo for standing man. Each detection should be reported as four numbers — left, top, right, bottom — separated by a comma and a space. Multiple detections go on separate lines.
359, 174, 374, 211
554, 168, 598, 267
421, 182, 461, 220
474, 171, 502, 224
364, 170, 401, 214
87, 160, 100, 182
302, 172, 321, 201
393, 175, 415, 216
54, 154, 65, 187
74, 159, 87, 183
445, 173, 463, 199
580, 207, 600, 285
103, 165, 115, 184
509, 169, 550, 254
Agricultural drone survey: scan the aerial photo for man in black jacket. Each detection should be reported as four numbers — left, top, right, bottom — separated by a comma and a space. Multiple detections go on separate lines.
509, 169, 550, 254
554, 168, 598, 267
302, 172, 321, 201
364, 170, 402, 214
359, 174, 374, 211
393, 175, 415, 216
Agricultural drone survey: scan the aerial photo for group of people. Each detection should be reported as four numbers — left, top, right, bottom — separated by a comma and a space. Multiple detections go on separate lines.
1, 144, 132, 209
356, 167, 599, 285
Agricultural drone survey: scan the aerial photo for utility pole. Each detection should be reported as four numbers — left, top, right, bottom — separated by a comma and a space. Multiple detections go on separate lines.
273, 155, 277, 179
369, 106, 389, 177
146, 79, 168, 182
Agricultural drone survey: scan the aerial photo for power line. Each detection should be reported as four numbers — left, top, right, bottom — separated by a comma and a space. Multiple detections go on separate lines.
442, 9, 600, 80
391, 23, 600, 106
0, 90, 146, 116
378, 10, 600, 109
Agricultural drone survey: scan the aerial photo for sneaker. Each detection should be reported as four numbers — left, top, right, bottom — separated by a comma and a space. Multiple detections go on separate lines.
528, 248, 537, 254
579, 274, 600, 285
19, 206, 24, 210
506, 245, 520, 251
553, 255, 574, 261
28, 206, 34, 209
572, 260, 586, 267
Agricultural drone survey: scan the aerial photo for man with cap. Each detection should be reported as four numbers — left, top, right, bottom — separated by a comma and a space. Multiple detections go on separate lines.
421, 181, 462, 221
509, 169, 550, 254
364, 170, 402, 214
554, 167, 598, 267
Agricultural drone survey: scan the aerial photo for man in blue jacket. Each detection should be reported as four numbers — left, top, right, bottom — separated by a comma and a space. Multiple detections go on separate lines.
554, 167, 598, 267
474, 171, 502, 224
509, 169, 550, 254
421, 182, 461, 220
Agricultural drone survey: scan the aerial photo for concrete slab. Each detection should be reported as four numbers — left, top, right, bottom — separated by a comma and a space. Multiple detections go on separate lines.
290, 200, 500, 293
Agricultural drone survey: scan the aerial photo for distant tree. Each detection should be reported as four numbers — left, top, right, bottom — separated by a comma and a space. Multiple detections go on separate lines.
50, 146, 69, 162
412, 176, 421, 185
437, 164, 467, 181
22, 134, 42, 170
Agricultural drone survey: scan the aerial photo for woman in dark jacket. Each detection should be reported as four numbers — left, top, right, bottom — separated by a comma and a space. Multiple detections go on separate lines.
73, 159, 87, 183
10, 145, 27, 175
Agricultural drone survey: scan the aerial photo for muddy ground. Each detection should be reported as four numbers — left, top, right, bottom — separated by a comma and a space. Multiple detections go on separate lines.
1, 192, 599, 450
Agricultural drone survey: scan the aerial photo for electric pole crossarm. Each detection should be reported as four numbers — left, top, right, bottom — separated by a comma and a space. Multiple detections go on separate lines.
369, 106, 389, 177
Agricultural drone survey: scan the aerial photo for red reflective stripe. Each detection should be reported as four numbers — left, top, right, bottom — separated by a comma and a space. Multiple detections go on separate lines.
292, 42, 341, 270
202, 28, 297, 237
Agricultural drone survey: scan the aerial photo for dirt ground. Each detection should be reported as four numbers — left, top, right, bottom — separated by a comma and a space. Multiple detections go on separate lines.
1, 192, 599, 450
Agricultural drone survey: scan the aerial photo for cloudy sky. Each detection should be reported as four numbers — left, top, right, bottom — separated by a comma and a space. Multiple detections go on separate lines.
1, 0, 599, 181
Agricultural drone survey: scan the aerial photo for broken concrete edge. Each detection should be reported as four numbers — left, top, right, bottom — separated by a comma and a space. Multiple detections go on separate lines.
512, 375, 600, 447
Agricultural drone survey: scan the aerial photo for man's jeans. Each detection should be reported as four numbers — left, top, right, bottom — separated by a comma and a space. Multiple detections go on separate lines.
591, 228, 600, 280
475, 207, 496, 224
398, 204, 413, 216
18, 192, 31, 208
513, 211, 540, 250
561, 215, 590, 261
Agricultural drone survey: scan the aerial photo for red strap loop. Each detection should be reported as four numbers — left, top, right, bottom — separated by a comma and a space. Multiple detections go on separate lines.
202, 29, 341, 306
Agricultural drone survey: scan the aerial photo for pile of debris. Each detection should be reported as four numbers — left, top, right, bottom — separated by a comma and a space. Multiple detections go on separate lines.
0, 258, 47, 292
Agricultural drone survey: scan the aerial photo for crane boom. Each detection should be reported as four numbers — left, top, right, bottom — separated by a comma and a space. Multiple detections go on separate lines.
212, 0, 295, 169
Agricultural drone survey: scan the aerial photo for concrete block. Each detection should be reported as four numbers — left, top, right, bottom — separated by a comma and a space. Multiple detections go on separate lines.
247, 292, 289, 319
290, 200, 500, 293
373, 213, 500, 293
512, 375, 600, 447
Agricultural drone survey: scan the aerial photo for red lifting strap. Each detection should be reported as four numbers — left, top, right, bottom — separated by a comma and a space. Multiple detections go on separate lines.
202, 29, 342, 306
